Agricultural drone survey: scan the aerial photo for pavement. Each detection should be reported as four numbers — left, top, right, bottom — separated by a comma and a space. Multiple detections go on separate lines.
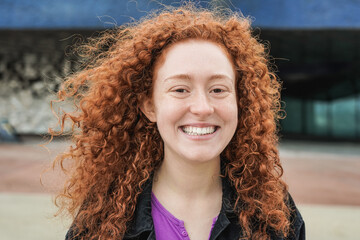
1, 138, 360, 240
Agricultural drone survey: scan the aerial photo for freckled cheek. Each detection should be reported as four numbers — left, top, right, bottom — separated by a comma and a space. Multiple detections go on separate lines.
155, 102, 186, 129
224, 110, 238, 126
216, 100, 238, 122
222, 106, 238, 138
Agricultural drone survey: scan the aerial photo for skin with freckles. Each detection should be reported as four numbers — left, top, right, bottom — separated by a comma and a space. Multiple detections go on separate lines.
142, 39, 238, 240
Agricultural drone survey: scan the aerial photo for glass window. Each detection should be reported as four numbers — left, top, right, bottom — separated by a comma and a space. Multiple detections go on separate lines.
331, 97, 356, 138
281, 95, 359, 139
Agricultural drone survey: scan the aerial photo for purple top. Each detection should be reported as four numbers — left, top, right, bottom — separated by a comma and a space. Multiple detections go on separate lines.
151, 192, 218, 240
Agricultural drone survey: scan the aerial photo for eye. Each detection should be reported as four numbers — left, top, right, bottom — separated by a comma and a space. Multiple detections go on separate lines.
210, 85, 231, 98
169, 87, 190, 97
175, 88, 188, 93
211, 88, 224, 93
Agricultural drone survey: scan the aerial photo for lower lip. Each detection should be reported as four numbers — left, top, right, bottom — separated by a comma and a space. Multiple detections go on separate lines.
179, 127, 219, 140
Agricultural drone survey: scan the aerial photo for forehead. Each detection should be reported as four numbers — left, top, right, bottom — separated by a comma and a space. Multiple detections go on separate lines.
153, 39, 235, 81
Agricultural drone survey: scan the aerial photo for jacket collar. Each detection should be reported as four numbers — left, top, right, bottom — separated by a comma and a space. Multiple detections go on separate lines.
124, 173, 238, 239
209, 176, 238, 239
124, 179, 154, 239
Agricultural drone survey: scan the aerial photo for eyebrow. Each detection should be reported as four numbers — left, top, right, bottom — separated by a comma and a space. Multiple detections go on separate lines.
164, 73, 234, 82
164, 74, 190, 82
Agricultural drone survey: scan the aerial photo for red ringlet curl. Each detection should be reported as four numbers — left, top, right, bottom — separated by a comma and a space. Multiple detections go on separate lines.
51, 4, 289, 240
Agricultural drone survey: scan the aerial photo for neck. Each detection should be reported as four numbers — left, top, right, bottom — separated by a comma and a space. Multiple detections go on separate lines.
152, 154, 222, 199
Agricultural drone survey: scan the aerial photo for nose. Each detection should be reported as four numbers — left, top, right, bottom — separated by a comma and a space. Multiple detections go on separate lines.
189, 91, 214, 117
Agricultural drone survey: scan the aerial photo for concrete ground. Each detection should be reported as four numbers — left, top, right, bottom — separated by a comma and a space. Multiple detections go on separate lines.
1, 138, 360, 239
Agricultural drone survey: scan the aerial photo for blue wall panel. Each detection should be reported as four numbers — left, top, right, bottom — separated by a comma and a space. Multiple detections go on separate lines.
0, 0, 360, 29
234, 0, 360, 29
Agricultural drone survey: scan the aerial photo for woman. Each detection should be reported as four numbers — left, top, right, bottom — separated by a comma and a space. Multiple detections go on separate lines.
53, 4, 305, 240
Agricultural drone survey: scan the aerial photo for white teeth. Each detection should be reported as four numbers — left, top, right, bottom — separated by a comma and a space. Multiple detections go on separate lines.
182, 126, 216, 135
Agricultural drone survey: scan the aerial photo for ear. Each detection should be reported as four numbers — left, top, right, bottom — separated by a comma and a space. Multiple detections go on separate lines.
140, 98, 157, 122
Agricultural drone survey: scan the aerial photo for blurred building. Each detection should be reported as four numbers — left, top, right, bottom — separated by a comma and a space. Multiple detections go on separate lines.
0, 0, 359, 140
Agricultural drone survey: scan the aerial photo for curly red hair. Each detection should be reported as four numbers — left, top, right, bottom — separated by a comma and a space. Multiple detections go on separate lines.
51, 4, 289, 240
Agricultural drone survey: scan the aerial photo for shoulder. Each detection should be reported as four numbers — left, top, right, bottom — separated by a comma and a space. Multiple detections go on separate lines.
221, 177, 305, 239
65, 225, 81, 240
223, 178, 305, 239
261, 193, 305, 240
285, 193, 306, 240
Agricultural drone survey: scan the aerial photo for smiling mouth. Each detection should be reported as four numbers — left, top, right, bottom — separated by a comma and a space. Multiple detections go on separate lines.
181, 126, 218, 136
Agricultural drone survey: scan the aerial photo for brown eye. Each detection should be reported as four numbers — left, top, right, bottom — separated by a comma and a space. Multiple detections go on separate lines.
175, 89, 187, 93
212, 88, 223, 93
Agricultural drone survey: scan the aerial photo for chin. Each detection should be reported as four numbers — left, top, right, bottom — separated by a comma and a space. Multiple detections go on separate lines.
182, 153, 220, 164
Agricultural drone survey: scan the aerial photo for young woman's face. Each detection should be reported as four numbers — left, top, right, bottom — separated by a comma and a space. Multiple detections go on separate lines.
144, 39, 238, 164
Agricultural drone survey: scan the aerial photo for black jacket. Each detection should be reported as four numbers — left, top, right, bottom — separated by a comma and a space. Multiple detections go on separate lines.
123, 178, 305, 240
66, 177, 305, 240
